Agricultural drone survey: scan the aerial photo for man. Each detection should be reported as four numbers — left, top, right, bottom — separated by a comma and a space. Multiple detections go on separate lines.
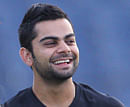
2, 3, 124, 107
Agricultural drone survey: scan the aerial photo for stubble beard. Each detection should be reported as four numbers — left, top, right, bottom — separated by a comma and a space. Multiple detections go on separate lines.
32, 54, 78, 83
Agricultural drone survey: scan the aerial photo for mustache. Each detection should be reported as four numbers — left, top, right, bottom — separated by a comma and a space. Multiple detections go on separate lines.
50, 53, 76, 61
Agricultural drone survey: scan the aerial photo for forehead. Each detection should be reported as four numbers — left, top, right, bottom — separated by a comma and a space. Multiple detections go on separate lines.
34, 18, 74, 40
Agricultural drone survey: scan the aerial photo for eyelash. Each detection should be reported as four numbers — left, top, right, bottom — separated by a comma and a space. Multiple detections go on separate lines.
43, 39, 75, 47
44, 41, 57, 45
66, 40, 75, 44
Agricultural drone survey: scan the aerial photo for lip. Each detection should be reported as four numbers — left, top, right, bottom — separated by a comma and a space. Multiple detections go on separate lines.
50, 57, 73, 69
50, 57, 73, 64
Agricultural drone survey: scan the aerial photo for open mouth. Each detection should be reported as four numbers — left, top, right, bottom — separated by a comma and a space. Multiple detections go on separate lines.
51, 58, 73, 65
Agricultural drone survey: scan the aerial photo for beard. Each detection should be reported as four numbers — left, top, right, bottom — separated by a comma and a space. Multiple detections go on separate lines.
32, 53, 79, 83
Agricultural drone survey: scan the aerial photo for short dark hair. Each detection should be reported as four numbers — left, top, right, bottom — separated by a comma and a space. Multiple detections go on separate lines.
18, 3, 72, 53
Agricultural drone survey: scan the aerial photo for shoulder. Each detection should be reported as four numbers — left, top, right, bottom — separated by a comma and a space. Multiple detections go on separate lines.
75, 82, 124, 107
2, 88, 32, 107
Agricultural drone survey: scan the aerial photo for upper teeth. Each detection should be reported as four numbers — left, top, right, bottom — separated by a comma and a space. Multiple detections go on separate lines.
54, 60, 70, 64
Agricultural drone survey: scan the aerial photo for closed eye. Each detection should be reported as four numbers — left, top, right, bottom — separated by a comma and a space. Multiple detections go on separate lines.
66, 39, 76, 45
44, 41, 57, 47
45, 42, 56, 45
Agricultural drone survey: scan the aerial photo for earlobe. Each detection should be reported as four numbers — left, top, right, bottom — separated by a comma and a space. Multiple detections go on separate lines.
19, 47, 33, 66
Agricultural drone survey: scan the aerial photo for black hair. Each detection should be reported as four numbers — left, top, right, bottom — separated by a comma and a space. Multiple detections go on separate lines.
18, 3, 72, 54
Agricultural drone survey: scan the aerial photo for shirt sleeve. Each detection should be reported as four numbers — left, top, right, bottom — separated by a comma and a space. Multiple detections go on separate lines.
108, 96, 125, 107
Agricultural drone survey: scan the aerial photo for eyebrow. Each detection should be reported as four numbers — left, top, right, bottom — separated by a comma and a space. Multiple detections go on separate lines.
39, 36, 58, 42
64, 33, 75, 39
39, 33, 75, 43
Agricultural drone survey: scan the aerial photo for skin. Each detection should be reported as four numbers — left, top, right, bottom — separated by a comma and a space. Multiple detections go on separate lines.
20, 18, 79, 107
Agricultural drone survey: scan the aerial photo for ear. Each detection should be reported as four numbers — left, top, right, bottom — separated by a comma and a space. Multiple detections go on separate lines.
19, 47, 33, 66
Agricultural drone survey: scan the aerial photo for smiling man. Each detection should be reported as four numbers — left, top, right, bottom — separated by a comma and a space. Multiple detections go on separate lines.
2, 3, 124, 107
31, 19, 79, 84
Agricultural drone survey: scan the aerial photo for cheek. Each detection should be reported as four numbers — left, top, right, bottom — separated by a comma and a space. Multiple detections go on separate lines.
33, 50, 49, 62
72, 46, 79, 56
38, 50, 55, 62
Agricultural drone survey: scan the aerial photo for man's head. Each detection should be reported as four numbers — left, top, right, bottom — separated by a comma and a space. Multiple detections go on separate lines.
19, 3, 71, 54
19, 3, 79, 82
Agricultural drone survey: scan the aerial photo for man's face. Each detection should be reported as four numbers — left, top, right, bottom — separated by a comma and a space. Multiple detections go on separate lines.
31, 18, 79, 82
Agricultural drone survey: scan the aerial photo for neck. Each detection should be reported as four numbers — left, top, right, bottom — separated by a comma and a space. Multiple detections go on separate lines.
32, 72, 75, 107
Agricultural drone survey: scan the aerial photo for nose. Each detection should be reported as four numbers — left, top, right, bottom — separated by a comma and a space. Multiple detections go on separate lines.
56, 41, 71, 54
